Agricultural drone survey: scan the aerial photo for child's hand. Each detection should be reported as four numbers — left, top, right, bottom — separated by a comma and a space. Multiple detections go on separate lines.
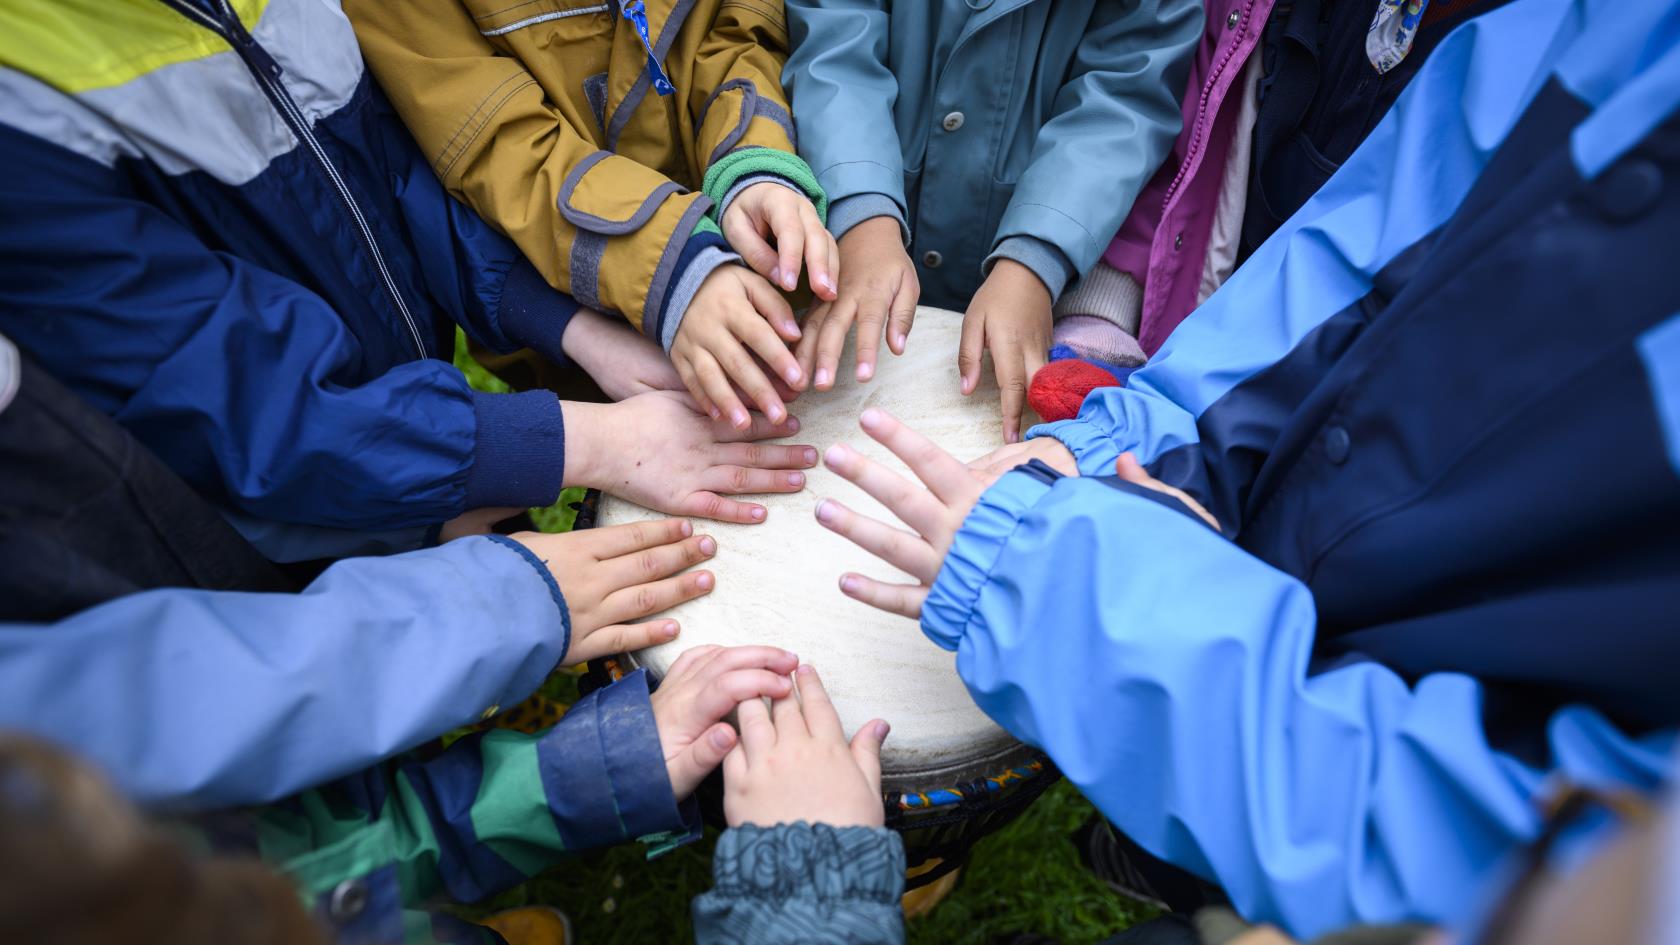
723, 664, 888, 829
721, 181, 838, 300
651, 644, 802, 800
508, 519, 715, 664
1116, 452, 1221, 532
967, 437, 1079, 487
671, 266, 806, 430
959, 259, 1053, 443
561, 308, 684, 400
814, 409, 989, 618
564, 391, 817, 524
798, 216, 920, 389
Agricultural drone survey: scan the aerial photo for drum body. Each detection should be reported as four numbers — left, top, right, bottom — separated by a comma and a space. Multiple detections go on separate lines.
594, 307, 1055, 880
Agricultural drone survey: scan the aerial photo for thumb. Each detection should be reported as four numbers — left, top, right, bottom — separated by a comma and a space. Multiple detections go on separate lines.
1115, 452, 1149, 482
849, 719, 889, 794
668, 722, 738, 800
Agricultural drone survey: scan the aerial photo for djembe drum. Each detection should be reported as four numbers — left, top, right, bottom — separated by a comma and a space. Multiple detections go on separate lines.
590, 307, 1057, 887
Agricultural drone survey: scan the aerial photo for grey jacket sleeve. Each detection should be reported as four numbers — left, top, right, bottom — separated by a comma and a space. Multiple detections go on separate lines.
692, 823, 906, 944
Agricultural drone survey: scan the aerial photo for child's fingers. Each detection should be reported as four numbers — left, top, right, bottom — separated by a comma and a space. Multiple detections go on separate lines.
723, 209, 780, 282
715, 336, 789, 425
995, 346, 1028, 443
717, 443, 819, 469
886, 281, 918, 356
678, 490, 768, 525
600, 569, 714, 625
664, 643, 723, 680
804, 214, 838, 300
856, 408, 975, 506
792, 664, 845, 741
701, 644, 802, 678
770, 203, 805, 292
586, 518, 693, 560
674, 722, 738, 790
814, 498, 943, 583
742, 275, 804, 360
850, 719, 889, 794
958, 309, 986, 395
736, 694, 776, 761
821, 442, 946, 537
796, 303, 830, 378
693, 348, 753, 431
722, 742, 748, 783
1116, 453, 1222, 532
701, 465, 806, 495
734, 313, 804, 394
770, 685, 806, 736
566, 618, 680, 665
853, 292, 887, 382
837, 572, 928, 619
714, 413, 804, 444
814, 298, 857, 389
603, 533, 715, 587
674, 356, 720, 421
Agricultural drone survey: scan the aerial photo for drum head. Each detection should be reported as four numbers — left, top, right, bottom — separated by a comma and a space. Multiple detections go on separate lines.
598, 307, 1038, 788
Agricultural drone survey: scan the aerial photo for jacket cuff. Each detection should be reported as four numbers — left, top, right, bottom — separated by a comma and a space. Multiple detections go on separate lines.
536, 668, 687, 850
1027, 413, 1128, 478
654, 231, 740, 352
495, 257, 582, 369
710, 823, 905, 899
987, 235, 1076, 302
716, 173, 802, 228
827, 193, 909, 244
702, 147, 828, 222
464, 390, 566, 510
923, 462, 1060, 649
484, 534, 571, 660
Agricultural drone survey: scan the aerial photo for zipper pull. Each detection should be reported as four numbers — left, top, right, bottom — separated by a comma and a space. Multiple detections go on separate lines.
619, 0, 674, 96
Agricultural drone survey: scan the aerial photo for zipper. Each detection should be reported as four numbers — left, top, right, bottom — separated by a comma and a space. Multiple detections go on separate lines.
156, 0, 428, 360
1018, 458, 1064, 486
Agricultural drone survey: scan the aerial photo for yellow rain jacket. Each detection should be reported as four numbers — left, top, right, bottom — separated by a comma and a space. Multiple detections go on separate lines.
345, 0, 824, 346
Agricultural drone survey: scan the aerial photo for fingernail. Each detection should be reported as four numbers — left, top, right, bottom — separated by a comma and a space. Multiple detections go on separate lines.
709, 406, 722, 421
709, 727, 733, 750
875, 720, 891, 739
783, 273, 797, 290
840, 574, 858, 593
823, 444, 847, 467
859, 408, 882, 428
786, 321, 803, 339
803, 447, 818, 465
770, 266, 783, 286
857, 361, 874, 381
962, 376, 975, 394
815, 368, 831, 387
697, 572, 714, 590
680, 520, 693, 537
787, 471, 805, 487
750, 507, 767, 521
699, 536, 716, 555
893, 332, 906, 350
785, 365, 803, 385
664, 621, 680, 638
769, 404, 786, 423
787, 417, 801, 433
797, 663, 814, 676
821, 275, 837, 294
815, 499, 835, 523
732, 408, 749, 429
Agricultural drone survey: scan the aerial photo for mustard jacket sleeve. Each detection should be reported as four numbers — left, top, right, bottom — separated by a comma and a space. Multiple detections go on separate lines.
344, 0, 706, 332
687, 0, 801, 174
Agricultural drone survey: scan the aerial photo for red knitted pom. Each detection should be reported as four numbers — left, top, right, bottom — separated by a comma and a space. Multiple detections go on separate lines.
1028, 359, 1121, 423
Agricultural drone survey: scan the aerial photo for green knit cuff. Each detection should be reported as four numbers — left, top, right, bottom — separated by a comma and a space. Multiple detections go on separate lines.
703, 147, 828, 224
693, 215, 723, 238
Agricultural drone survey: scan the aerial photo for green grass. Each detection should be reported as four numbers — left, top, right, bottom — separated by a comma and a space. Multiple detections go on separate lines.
452, 338, 1147, 943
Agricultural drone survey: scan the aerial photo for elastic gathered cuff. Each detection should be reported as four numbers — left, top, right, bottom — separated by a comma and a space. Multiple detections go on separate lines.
709, 824, 905, 902
987, 235, 1076, 301
657, 234, 740, 352
484, 534, 571, 659
1053, 260, 1144, 335
923, 465, 1058, 649
716, 173, 802, 228
1027, 414, 1128, 478
703, 147, 828, 222
464, 390, 566, 510
496, 257, 582, 369
536, 669, 687, 850
827, 192, 909, 243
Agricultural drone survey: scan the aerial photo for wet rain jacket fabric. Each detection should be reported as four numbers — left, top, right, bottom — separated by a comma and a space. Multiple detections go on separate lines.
925, 0, 1680, 936
0, 0, 584, 533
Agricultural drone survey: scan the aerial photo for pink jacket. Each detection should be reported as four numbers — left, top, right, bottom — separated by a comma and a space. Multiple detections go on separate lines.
1103, 0, 1275, 355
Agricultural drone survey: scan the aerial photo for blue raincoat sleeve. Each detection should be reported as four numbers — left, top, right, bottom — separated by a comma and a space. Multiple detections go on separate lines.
922, 468, 1674, 937
0, 535, 568, 810
1027, 0, 1586, 524
0, 122, 565, 531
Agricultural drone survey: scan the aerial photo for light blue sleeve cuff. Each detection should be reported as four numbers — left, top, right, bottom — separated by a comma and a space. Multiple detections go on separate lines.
922, 464, 1058, 649
660, 245, 742, 352
987, 235, 1076, 302
826, 193, 910, 243
1027, 414, 1129, 478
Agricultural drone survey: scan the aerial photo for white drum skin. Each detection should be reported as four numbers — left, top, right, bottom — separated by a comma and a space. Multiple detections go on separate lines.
597, 307, 1039, 784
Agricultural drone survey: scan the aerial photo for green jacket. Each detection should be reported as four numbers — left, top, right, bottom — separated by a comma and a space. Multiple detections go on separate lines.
196, 670, 694, 945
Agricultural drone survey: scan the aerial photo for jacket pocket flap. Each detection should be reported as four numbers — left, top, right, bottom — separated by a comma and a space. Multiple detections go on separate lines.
558, 151, 687, 235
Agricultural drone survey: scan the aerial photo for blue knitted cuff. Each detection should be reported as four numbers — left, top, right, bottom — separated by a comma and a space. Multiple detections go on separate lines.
464, 390, 566, 510
496, 258, 582, 369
